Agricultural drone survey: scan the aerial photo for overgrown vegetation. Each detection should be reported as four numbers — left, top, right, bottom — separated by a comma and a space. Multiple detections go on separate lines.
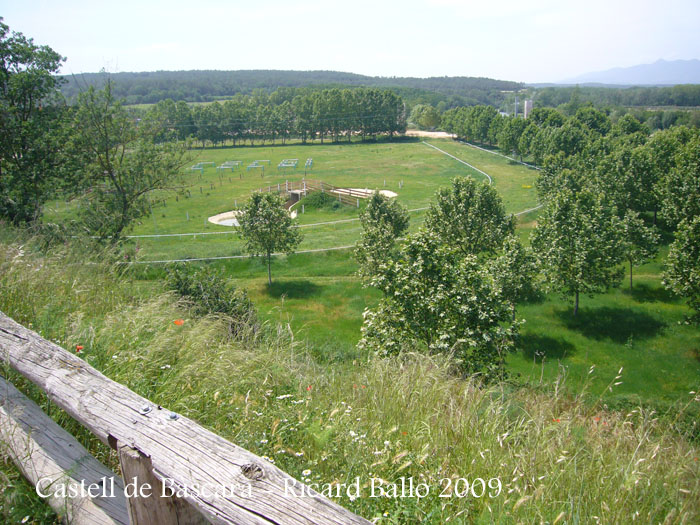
166, 264, 258, 336
0, 236, 698, 523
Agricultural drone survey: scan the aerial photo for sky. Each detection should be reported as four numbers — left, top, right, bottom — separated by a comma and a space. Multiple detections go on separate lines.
2, 0, 699, 83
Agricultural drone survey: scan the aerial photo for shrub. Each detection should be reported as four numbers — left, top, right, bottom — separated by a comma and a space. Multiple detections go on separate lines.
298, 191, 343, 211
166, 265, 257, 337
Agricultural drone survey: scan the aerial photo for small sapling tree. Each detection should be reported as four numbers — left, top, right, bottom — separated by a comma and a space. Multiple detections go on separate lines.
238, 192, 302, 285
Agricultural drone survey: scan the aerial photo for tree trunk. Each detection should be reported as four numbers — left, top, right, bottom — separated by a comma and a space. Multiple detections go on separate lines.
630, 259, 634, 290
267, 252, 272, 286
574, 290, 579, 316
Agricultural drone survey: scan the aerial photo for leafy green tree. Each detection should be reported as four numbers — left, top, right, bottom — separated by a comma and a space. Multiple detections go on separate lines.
0, 19, 66, 223
621, 211, 659, 289
359, 229, 517, 380
425, 176, 515, 256
664, 216, 700, 322
573, 106, 611, 136
660, 135, 700, 228
647, 126, 697, 223
518, 122, 539, 160
409, 104, 441, 129
532, 187, 624, 316
546, 121, 589, 158
355, 192, 409, 280
238, 192, 302, 285
497, 116, 527, 159
489, 235, 539, 319
71, 82, 189, 242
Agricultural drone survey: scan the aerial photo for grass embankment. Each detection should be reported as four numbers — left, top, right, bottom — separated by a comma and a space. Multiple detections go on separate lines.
0, 233, 698, 523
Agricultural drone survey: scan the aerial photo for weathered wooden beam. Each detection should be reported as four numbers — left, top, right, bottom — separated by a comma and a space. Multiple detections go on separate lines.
0, 375, 129, 525
0, 311, 371, 525
118, 445, 206, 525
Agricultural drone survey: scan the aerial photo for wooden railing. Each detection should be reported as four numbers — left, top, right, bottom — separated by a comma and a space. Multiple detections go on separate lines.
0, 311, 370, 525
257, 180, 368, 207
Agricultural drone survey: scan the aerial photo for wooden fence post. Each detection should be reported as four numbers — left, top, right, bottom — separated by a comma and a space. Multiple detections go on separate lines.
118, 445, 205, 525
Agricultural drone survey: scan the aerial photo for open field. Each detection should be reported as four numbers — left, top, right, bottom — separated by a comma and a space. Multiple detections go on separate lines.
6, 137, 699, 523
45, 137, 692, 404
45, 138, 539, 261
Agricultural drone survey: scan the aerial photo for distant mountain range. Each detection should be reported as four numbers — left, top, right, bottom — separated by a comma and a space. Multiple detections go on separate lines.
559, 59, 700, 86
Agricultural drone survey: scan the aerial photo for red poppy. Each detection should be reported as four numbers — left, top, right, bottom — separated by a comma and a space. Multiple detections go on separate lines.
361, 385, 366, 389
306, 385, 312, 391
75, 345, 83, 353
593, 416, 601, 422
174, 319, 184, 326
353, 384, 358, 389
553, 418, 561, 423
402, 431, 407, 436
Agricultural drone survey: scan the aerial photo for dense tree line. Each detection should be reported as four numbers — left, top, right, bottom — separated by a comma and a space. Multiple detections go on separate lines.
535, 84, 700, 109
60, 70, 522, 109
145, 87, 407, 146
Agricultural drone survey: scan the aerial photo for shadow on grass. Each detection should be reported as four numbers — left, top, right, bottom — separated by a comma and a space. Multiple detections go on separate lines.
624, 282, 677, 304
520, 334, 576, 362
556, 306, 665, 343
266, 280, 322, 299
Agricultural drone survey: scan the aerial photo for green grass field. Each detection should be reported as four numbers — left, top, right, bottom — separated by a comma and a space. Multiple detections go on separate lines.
46, 138, 699, 402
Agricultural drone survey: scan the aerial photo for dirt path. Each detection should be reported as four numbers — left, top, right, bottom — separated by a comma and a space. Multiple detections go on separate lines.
405, 130, 456, 139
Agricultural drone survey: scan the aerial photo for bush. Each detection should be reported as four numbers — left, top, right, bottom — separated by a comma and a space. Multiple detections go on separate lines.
166, 265, 257, 337
298, 191, 343, 211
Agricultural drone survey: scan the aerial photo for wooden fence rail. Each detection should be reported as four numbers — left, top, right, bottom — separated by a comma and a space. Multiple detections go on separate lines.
257, 180, 368, 207
0, 311, 370, 525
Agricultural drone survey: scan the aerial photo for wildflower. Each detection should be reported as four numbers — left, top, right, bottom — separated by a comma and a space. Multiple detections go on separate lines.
260, 439, 268, 444
295, 451, 304, 457
593, 416, 601, 422
75, 345, 84, 353
553, 418, 561, 423
302, 469, 311, 476
306, 385, 313, 391
361, 385, 366, 389
174, 319, 184, 326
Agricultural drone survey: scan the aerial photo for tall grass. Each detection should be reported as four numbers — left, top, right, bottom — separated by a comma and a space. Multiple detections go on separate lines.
0, 231, 698, 523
